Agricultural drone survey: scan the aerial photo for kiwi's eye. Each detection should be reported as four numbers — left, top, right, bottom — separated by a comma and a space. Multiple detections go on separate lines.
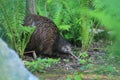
66, 48, 69, 51
66, 46, 70, 51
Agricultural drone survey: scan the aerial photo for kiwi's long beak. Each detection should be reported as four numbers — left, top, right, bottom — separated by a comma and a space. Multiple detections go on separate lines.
69, 51, 80, 61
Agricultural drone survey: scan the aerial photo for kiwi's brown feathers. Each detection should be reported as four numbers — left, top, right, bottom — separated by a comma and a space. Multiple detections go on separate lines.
23, 14, 71, 55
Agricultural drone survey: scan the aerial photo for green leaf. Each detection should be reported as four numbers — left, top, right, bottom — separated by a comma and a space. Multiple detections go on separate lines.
58, 25, 71, 31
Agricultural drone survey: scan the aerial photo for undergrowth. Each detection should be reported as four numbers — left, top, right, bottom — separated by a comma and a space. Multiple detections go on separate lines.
0, 0, 35, 57
0, 0, 120, 78
25, 58, 60, 73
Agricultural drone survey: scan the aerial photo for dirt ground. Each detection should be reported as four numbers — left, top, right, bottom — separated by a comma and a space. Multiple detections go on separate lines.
24, 40, 120, 80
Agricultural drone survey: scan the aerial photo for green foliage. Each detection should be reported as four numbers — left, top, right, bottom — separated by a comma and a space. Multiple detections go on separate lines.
74, 74, 82, 80
0, 0, 120, 79
79, 52, 92, 64
79, 0, 120, 59
79, 17, 94, 51
66, 74, 83, 80
1, 0, 119, 60
0, 0, 35, 57
25, 58, 60, 73
18, 27, 35, 57
78, 52, 93, 71
93, 65, 116, 74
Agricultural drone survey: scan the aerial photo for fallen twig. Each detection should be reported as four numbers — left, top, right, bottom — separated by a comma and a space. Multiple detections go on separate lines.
24, 51, 37, 60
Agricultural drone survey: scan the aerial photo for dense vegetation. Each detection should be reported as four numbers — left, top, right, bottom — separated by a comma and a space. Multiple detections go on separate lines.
0, 0, 120, 79
0, 0, 35, 57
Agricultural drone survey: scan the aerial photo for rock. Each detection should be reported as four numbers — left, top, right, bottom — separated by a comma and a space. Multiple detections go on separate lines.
0, 39, 38, 80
